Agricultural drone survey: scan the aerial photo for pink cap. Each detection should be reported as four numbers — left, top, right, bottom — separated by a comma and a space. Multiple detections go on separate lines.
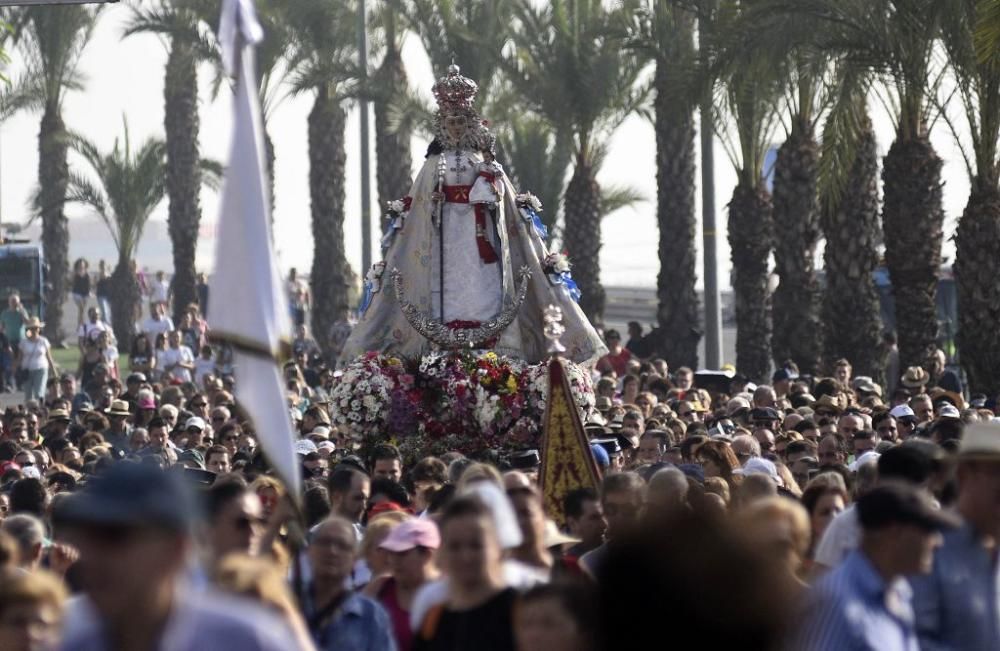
379, 518, 440, 552
138, 396, 157, 410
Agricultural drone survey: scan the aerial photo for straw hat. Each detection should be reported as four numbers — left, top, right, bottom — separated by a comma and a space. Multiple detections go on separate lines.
24, 316, 44, 330
901, 366, 930, 390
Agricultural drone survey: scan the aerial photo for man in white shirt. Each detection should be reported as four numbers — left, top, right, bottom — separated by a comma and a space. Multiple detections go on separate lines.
77, 306, 111, 351
160, 330, 195, 384
142, 301, 175, 341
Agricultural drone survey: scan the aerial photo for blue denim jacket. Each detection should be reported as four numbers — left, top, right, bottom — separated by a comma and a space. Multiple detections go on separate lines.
303, 586, 398, 651
909, 522, 1000, 651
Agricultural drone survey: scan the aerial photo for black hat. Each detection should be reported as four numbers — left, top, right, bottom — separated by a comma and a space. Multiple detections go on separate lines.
54, 462, 198, 532
508, 449, 541, 470
856, 481, 960, 532
593, 437, 622, 457
335, 455, 367, 474
750, 407, 781, 422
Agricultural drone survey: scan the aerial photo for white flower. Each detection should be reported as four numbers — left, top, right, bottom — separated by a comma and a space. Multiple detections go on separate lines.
365, 262, 386, 285
517, 192, 543, 212
545, 252, 571, 274
388, 199, 406, 214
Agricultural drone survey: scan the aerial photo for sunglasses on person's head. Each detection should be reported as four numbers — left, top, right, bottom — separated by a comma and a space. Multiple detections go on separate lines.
191, 401, 207, 408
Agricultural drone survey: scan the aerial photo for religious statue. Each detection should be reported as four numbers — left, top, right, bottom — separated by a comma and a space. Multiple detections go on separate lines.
341, 64, 606, 365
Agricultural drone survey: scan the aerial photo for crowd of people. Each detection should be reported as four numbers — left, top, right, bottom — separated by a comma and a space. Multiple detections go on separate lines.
0, 267, 997, 649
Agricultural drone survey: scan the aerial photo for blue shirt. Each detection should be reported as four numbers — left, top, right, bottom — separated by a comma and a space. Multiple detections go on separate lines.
909, 521, 1000, 651
794, 550, 919, 651
302, 586, 398, 651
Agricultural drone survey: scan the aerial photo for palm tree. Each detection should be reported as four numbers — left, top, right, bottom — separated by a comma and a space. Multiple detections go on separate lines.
123, 0, 217, 324
766, 66, 827, 375
285, 0, 359, 345
626, 0, 700, 369
370, 0, 413, 232
706, 2, 784, 382
66, 122, 220, 347
771, 0, 947, 373
820, 103, 884, 379
942, 0, 1000, 394
4, 6, 99, 344
504, 0, 647, 323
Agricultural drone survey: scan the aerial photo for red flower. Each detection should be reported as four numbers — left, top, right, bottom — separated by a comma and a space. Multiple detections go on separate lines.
402, 195, 413, 211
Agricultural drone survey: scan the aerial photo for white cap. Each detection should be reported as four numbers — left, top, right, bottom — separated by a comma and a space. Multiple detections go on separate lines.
184, 416, 206, 430
938, 404, 961, 420
849, 450, 881, 472
294, 439, 318, 456
735, 457, 783, 487
890, 404, 916, 419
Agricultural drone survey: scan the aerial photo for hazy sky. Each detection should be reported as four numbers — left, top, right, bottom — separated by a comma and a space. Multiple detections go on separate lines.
0, 3, 972, 290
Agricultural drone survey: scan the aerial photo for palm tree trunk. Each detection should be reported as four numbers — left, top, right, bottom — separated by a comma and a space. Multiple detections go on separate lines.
38, 102, 69, 344
955, 181, 1000, 394
821, 120, 883, 379
109, 255, 140, 351
563, 154, 605, 324
374, 48, 412, 234
309, 90, 350, 347
652, 59, 699, 369
728, 181, 773, 382
771, 116, 821, 374
881, 131, 944, 372
164, 41, 203, 323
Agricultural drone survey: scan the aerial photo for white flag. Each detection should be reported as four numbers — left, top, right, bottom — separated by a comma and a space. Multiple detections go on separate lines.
208, 0, 300, 495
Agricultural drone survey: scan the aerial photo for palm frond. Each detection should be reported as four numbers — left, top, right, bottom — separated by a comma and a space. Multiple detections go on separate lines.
600, 183, 647, 218
503, 0, 647, 165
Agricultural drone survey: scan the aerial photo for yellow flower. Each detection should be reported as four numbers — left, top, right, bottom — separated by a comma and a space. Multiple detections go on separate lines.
506, 376, 518, 393
484, 351, 498, 361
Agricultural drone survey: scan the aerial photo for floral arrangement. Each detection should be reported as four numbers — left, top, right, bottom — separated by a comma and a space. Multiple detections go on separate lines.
358, 261, 387, 315
380, 196, 413, 253
516, 192, 548, 241
329, 350, 594, 462
542, 251, 582, 303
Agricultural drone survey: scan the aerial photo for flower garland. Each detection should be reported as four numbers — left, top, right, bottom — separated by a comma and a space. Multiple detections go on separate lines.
329, 350, 593, 462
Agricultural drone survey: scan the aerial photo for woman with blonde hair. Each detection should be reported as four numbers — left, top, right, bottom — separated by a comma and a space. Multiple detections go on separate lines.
412, 496, 515, 651
360, 511, 412, 593
215, 554, 316, 651
455, 462, 503, 492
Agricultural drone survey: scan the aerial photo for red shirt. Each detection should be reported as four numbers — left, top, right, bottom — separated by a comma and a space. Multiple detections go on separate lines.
597, 348, 632, 377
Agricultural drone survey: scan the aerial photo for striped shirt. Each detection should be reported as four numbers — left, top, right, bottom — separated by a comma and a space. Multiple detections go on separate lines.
793, 550, 919, 651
